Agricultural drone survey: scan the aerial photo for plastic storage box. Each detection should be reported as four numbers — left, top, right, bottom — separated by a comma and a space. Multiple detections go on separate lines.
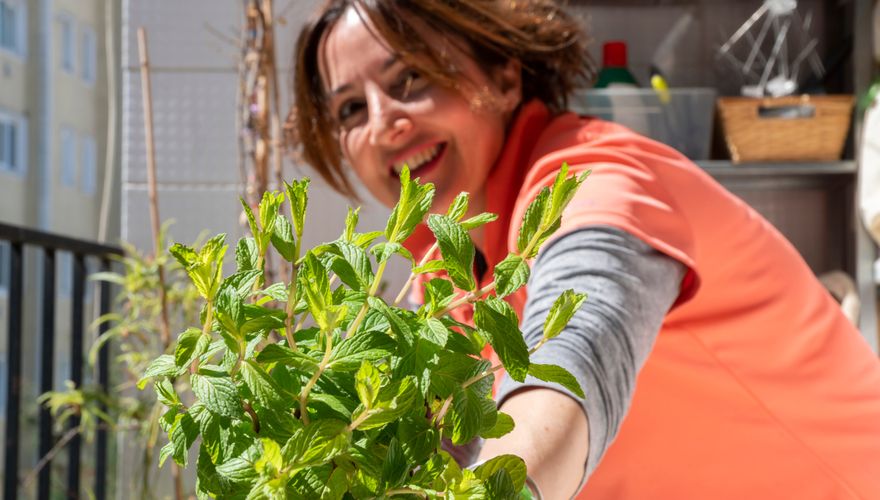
569, 88, 717, 160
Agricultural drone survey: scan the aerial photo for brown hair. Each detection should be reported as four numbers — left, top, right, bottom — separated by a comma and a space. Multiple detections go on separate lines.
288, 0, 594, 198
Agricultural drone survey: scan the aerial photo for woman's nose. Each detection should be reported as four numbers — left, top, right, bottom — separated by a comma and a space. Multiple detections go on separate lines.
366, 90, 413, 147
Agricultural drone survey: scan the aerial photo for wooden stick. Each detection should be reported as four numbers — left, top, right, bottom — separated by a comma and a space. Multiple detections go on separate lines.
136, 27, 183, 500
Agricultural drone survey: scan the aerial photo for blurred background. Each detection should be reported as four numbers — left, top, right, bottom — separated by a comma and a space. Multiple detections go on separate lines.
0, 0, 877, 498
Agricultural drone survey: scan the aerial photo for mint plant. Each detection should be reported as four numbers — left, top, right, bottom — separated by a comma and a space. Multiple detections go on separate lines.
140, 165, 589, 499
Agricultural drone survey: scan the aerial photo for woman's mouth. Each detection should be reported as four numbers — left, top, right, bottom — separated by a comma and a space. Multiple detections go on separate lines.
391, 143, 446, 179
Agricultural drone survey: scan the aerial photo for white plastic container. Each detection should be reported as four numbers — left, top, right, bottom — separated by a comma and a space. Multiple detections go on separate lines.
569, 88, 717, 160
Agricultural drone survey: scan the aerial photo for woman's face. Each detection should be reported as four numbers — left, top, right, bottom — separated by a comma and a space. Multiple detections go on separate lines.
319, 7, 521, 211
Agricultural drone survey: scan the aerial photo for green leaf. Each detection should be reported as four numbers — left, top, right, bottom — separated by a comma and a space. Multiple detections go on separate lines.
259, 282, 288, 302
256, 344, 320, 372
138, 354, 176, 389
216, 453, 259, 483
343, 206, 360, 242
236, 237, 259, 272
420, 318, 449, 347
411, 259, 445, 275
473, 298, 530, 382
215, 286, 244, 334
516, 187, 550, 257
446, 192, 469, 221
259, 191, 284, 243
430, 351, 481, 399
480, 411, 515, 439
299, 253, 333, 330
154, 379, 180, 407
493, 253, 530, 298
288, 464, 348, 500
484, 468, 517, 500
544, 289, 588, 340
283, 419, 350, 468
370, 242, 412, 265
255, 438, 283, 474
384, 165, 435, 243
527, 363, 585, 398
170, 234, 227, 300
423, 278, 455, 315
380, 438, 409, 490
308, 392, 355, 420
426, 214, 476, 291
240, 198, 260, 241
285, 178, 310, 240
353, 230, 383, 249
222, 269, 263, 299
169, 412, 200, 467
192, 373, 241, 418
446, 386, 485, 445
397, 415, 441, 464
460, 212, 498, 231
240, 360, 287, 407
366, 296, 414, 341
175, 328, 209, 369
328, 330, 395, 371
329, 241, 373, 292
473, 454, 526, 493
356, 376, 419, 430
240, 305, 287, 336
271, 215, 296, 262
544, 163, 589, 228
355, 361, 381, 409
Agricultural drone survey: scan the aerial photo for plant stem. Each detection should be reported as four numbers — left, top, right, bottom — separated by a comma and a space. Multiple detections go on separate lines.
435, 282, 496, 318
284, 262, 298, 349
393, 242, 438, 306
192, 301, 214, 374
345, 257, 390, 338
346, 409, 371, 432
385, 488, 432, 498
298, 325, 335, 424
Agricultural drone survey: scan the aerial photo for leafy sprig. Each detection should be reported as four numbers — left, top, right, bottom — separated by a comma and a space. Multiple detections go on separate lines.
143, 164, 590, 499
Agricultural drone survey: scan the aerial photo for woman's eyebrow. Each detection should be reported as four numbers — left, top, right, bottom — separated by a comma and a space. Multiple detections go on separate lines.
329, 55, 401, 98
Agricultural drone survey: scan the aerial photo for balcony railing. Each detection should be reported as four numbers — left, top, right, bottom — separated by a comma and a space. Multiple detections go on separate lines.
0, 222, 122, 500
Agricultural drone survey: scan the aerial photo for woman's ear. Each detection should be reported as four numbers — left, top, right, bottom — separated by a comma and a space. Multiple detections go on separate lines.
491, 58, 523, 114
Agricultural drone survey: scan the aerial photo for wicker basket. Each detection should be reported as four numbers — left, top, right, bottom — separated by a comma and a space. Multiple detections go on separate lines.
717, 95, 854, 163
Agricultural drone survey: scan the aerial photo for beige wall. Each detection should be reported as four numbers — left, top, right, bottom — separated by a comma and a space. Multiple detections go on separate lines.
0, 2, 30, 227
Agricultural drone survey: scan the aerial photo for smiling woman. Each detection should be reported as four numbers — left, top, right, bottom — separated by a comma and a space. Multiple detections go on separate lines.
288, 1, 880, 499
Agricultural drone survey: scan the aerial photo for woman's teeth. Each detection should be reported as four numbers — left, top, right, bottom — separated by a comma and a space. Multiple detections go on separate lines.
393, 144, 440, 175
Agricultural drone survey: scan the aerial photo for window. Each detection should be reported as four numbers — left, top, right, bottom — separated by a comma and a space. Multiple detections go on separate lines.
0, 110, 26, 175
80, 26, 95, 83
59, 14, 74, 72
0, 0, 24, 56
80, 135, 96, 194
60, 127, 77, 186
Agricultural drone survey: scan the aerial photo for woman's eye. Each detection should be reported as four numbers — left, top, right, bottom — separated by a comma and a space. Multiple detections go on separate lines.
395, 69, 427, 99
336, 100, 365, 127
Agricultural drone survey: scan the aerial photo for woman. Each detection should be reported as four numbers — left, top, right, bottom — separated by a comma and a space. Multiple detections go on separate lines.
290, 1, 880, 498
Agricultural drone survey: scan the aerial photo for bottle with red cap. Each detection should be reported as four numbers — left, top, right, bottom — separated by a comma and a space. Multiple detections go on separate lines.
594, 40, 640, 88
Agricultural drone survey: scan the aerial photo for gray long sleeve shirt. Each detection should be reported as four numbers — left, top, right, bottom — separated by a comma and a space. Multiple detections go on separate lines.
496, 225, 686, 483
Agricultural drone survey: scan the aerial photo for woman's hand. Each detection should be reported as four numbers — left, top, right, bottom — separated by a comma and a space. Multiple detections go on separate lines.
478, 387, 589, 499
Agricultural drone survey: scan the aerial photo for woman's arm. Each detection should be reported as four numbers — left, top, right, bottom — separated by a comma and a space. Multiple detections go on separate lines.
478, 225, 687, 498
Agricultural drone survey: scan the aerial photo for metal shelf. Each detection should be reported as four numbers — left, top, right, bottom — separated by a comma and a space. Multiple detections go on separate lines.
697, 160, 857, 177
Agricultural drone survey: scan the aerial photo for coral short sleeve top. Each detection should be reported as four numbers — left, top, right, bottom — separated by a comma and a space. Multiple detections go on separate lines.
407, 101, 880, 498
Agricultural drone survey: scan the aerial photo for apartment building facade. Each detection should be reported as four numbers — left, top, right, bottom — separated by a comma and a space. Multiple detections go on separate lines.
0, 1, 119, 496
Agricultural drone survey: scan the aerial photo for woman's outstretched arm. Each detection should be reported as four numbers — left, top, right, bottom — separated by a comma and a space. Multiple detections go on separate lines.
478, 226, 686, 498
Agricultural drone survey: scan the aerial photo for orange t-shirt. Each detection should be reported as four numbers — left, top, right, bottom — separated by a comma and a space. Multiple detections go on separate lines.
406, 100, 880, 498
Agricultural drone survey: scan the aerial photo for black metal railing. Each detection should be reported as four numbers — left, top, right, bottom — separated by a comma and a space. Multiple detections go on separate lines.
0, 222, 122, 500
